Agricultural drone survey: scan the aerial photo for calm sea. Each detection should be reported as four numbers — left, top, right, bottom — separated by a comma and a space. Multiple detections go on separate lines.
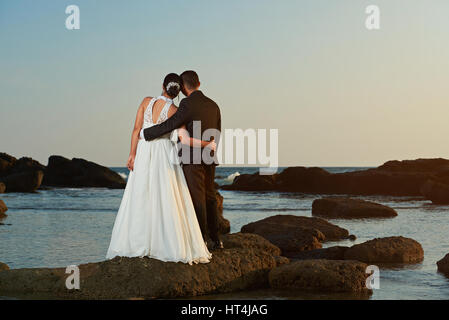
1, 166, 449, 299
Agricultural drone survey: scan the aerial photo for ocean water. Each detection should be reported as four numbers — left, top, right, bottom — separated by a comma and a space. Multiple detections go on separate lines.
1, 166, 449, 300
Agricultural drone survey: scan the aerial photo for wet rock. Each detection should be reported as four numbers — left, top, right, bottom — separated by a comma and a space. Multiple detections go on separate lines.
312, 198, 398, 219
268, 259, 372, 294
344, 236, 424, 263
0, 262, 9, 271
437, 254, 449, 277
421, 179, 449, 205
0, 199, 7, 219
42, 155, 126, 189
241, 215, 350, 257
221, 232, 281, 256
0, 233, 285, 299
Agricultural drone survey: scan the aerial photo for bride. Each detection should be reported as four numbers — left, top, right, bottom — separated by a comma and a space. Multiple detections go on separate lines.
106, 73, 214, 264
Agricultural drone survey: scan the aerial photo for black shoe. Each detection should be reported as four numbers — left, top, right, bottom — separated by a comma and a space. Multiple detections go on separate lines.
210, 240, 224, 251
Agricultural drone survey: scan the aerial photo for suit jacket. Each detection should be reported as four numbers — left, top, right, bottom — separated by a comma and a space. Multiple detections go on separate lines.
143, 90, 221, 165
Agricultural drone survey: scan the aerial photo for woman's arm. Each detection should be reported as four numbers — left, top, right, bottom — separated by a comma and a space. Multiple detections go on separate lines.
166, 105, 216, 150
127, 97, 151, 171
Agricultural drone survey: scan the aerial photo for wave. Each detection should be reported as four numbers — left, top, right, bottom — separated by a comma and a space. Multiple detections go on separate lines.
223, 172, 240, 183
118, 172, 128, 179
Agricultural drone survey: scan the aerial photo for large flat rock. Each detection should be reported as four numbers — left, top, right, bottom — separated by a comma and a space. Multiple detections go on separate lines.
0, 233, 287, 299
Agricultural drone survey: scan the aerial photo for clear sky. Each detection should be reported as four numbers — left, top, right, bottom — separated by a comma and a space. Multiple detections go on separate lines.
1, 0, 449, 167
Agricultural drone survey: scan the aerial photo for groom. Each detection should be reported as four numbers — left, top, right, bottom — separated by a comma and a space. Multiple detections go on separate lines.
140, 70, 224, 250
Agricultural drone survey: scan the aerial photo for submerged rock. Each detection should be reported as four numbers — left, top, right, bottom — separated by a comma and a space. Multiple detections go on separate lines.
268, 259, 372, 294
437, 254, 449, 277
344, 236, 424, 263
312, 198, 398, 219
42, 155, 126, 189
241, 215, 350, 257
0, 233, 286, 299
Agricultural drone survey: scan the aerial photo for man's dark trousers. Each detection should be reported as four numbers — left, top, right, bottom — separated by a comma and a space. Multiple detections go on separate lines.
182, 164, 219, 242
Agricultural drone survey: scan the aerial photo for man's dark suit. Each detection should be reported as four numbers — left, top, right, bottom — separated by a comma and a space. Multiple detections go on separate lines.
143, 90, 221, 242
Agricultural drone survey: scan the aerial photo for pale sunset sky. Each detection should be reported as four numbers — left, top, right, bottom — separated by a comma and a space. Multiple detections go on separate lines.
1, 0, 448, 167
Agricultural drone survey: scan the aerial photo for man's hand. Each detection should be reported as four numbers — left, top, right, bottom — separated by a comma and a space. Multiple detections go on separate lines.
205, 140, 217, 152
127, 154, 135, 171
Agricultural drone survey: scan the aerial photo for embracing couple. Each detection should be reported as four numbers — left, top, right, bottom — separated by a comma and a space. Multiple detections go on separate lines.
106, 70, 223, 265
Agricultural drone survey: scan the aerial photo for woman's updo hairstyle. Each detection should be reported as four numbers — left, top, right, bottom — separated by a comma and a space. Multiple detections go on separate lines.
163, 73, 182, 99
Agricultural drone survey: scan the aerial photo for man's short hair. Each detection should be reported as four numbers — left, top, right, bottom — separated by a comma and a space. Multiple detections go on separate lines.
180, 70, 200, 90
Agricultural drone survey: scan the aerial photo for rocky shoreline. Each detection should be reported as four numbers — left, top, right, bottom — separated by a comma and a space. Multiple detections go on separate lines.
221, 158, 449, 204
1, 155, 448, 299
1, 212, 442, 299
0, 153, 126, 192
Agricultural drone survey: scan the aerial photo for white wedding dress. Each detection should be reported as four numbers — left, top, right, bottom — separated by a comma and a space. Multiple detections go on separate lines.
106, 96, 212, 264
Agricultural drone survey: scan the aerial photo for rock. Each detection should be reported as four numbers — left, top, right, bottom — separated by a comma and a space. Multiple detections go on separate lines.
0, 153, 46, 192
268, 259, 372, 293
42, 155, 126, 189
421, 179, 449, 205
215, 191, 230, 235
0, 233, 285, 299
0, 199, 7, 219
312, 198, 398, 219
0, 170, 44, 193
0, 153, 17, 176
437, 254, 449, 277
221, 232, 281, 256
0, 262, 9, 271
222, 158, 449, 196
277, 167, 332, 193
344, 236, 424, 263
221, 173, 277, 191
241, 215, 350, 257
289, 246, 349, 261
